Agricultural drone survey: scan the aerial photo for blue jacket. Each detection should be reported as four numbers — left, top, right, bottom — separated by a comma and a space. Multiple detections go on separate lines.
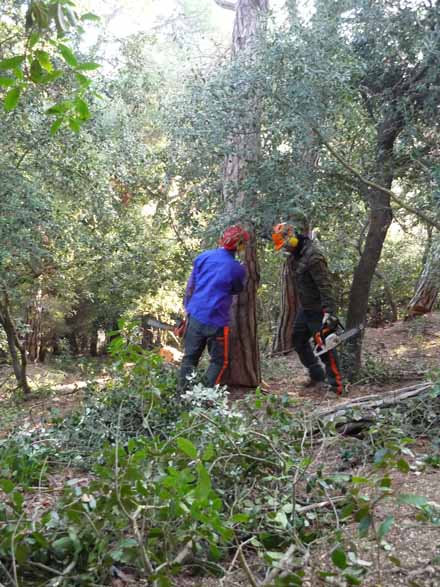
185, 248, 246, 327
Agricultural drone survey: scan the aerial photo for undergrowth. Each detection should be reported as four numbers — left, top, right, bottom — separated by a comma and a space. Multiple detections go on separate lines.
0, 331, 439, 587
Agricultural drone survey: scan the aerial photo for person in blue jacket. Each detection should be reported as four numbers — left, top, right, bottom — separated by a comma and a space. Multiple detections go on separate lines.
178, 225, 249, 390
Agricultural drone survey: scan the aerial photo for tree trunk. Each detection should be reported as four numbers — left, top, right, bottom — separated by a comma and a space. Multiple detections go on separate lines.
406, 236, 440, 318
0, 296, 31, 395
226, 232, 261, 385
345, 117, 401, 376
221, 0, 268, 387
90, 330, 98, 356
25, 288, 44, 362
272, 256, 299, 353
345, 201, 393, 375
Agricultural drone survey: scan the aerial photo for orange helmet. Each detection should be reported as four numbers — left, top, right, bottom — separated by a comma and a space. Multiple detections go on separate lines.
220, 224, 250, 251
272, 223, 298, 250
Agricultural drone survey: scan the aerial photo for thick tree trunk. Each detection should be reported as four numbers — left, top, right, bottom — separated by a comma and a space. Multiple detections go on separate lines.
406, 236, 440, 318
272, 256, 299, 353
0, 298, 31, 395
226, 233, 261, 385
221, 0, 268, 387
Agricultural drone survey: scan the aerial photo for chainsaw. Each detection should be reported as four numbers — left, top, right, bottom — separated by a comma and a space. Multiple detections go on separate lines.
143, 316, 187, 338
312, 317, 362, 357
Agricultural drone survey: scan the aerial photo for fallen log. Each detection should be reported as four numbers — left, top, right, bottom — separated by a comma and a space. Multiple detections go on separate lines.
313, 382, 435, 420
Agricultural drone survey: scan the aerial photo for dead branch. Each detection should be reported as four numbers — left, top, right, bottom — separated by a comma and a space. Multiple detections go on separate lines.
314, 382, 434, 420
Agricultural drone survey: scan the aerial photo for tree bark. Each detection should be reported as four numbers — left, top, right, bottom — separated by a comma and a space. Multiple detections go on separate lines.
25, 288, 44, 362
406, 236, 440, 318
345, 113, 400, 375
220, 0, 268, 387
0, 295, 31, 395
226, 232, 261, 385
272, 256, 299, 353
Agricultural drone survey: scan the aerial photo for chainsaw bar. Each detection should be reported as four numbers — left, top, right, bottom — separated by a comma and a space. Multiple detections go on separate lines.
313, 326, 361, 357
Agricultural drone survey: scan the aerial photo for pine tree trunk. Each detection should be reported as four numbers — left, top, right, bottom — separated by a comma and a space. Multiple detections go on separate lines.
272, 256, 299, 353
226, 232, 261, 385
406, 237, 440, 318
221, 0, 268, 387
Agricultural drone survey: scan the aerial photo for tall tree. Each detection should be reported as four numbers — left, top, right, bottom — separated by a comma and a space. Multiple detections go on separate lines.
215, 0, 268, 387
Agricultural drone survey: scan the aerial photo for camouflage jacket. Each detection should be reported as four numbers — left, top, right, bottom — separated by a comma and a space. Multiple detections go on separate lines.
289, 239, 336, 314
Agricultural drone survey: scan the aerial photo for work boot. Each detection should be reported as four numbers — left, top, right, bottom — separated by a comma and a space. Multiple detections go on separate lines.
303, 378, 325, 389
309, 363, 326, 383
298, 378, 327, 397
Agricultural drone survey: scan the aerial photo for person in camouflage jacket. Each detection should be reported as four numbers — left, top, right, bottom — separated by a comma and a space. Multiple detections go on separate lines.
272, 218, 343, 394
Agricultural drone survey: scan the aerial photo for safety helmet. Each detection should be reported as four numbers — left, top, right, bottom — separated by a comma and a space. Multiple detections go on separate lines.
220, 224, 250, 251
272, 222, 299, 250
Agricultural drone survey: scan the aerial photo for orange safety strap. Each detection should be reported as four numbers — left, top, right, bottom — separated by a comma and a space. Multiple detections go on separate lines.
328, 350, 343, 395
215, 326, 230, 385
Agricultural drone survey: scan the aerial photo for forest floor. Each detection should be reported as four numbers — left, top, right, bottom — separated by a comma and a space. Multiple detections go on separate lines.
0, 314, 439, 586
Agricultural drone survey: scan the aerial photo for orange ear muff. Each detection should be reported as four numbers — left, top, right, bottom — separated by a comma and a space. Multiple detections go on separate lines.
272, 232, 285, 250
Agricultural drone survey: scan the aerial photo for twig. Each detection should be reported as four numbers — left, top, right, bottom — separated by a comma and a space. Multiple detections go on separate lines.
0, 559, 16, 587
296, 496, 345, 514
114, 402, 154, 576
10, 513, 24, 587
238, 546, 260, 587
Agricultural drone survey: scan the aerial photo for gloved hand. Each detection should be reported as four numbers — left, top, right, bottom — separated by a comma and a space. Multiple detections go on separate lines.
322, 312, 338, 329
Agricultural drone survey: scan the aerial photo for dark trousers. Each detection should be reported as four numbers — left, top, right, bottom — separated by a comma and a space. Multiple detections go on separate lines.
178, 315, 229, 389
293, 309, 343, 392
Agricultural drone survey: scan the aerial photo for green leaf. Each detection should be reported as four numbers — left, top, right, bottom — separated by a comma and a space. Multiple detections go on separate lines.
4, 86, 21, 111
351, 476, 369, 484
0, 479, 15, 493
12, 491, 24, 510
378, 515, 394, 539
47, 101, 71, 115
232, 513, 250, 523
0, 55, 25, 70
397, 494, 428, 507
358, 513, 372, 536
29, 31, 41, 48
0, 77, 14, 88
35, 50, 53, 72
331, 546, 347, 570
59, 44, 78, 67
75, 97, 90, 120
68, 117, 81, 132
14, 542, 29, 564
396, 459, 410, 473
40, 70, 63, 84
81, 12, 101, 22
30, 59, 43, 82
202, 443, 215, 461
196, 463, 211, 499
75, 73, 91, 88
176, 437, 198, 459
374, 448, 388, 465
76, 62, 100, 71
